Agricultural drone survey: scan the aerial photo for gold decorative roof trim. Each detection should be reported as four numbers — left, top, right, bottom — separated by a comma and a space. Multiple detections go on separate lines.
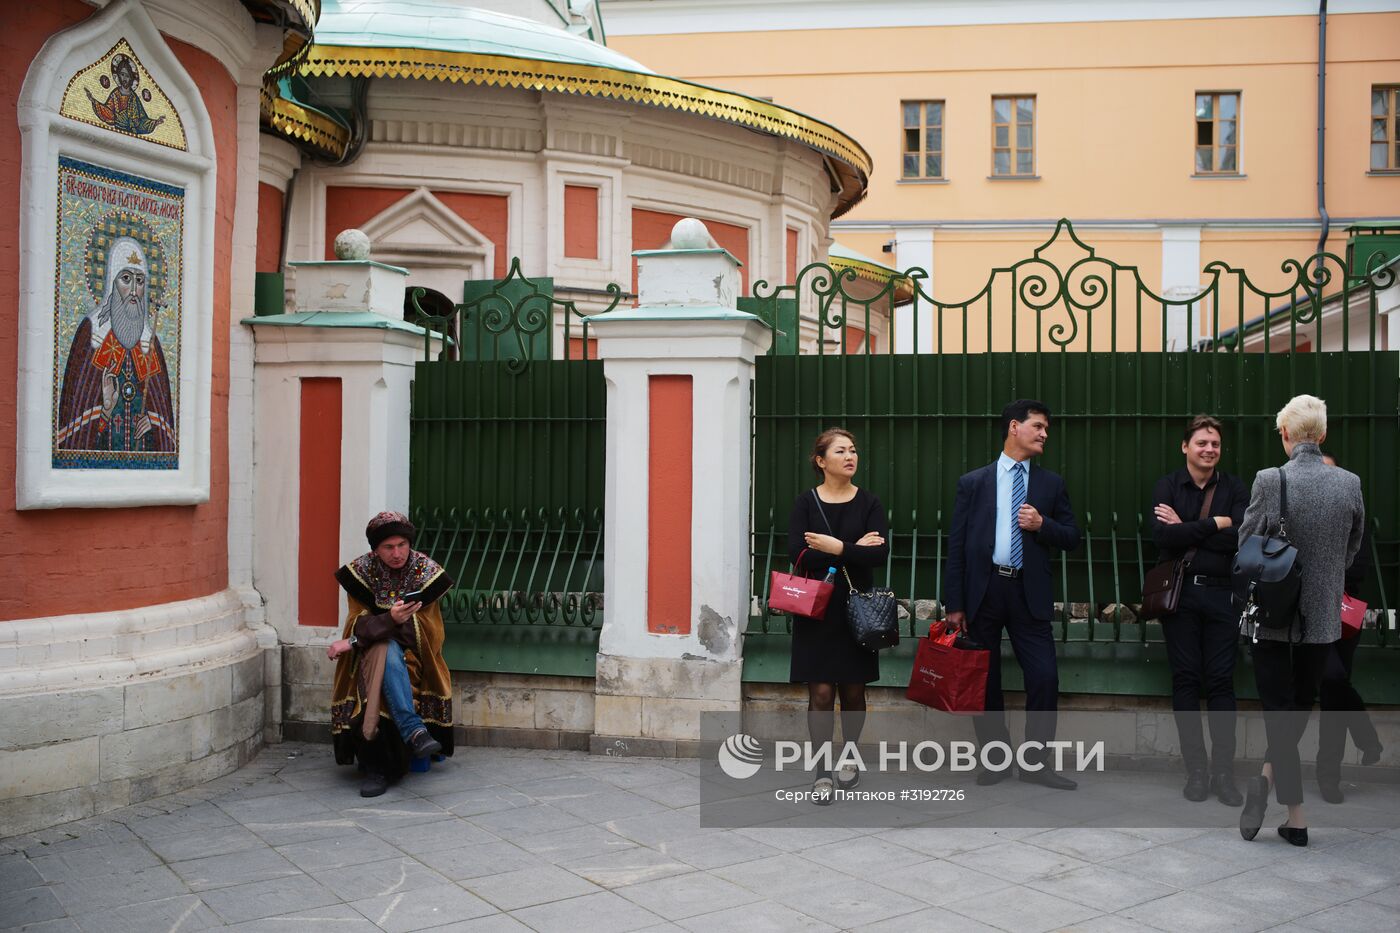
829, 254, 915, 305
295, 45, 871, 216
260, 86, 348, 155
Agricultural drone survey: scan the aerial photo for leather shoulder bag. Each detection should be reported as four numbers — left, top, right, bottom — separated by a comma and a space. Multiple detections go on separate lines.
813, 491, 900, 652
1232, 468, 1304, 642
1140, 482, 1217, 621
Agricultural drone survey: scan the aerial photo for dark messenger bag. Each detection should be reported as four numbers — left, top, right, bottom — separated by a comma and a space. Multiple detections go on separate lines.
1232, 468, 1303, 641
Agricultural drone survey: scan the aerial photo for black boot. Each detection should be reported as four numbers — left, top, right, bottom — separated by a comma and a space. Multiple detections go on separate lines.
1210, 773, 1243, 807
1182, 769, 1210, 802
1317, 774, 1344, 804
360, 772, 389, 798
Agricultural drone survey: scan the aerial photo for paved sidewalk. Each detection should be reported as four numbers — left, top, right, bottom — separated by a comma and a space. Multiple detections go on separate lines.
3, 742, 1399, 932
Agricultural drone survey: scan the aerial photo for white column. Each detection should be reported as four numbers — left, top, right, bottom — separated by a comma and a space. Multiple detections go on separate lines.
587, 220, 771, 754
894, 227, 934, 353
250, 258, 440, 648
1161, 226, 1203, 350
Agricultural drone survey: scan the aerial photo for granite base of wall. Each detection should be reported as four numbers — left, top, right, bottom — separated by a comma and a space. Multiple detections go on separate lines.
0, 652, 269, 838
278, 657, 1400, 784
279, 649, 598, 754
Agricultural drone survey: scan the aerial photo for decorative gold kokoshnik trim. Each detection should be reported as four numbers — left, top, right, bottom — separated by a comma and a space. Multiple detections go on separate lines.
260, 86, 348, 154
829, 255, 916, 305
290, 45, 871, 216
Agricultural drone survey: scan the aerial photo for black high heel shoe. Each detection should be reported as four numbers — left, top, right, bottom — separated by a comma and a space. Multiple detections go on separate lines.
1277, 824, 1309, 847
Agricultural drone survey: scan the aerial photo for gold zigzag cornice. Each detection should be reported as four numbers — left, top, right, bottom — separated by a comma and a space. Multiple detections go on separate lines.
829, 255, 915, 305
293, 45, 871, 216
260, 86, 348, 155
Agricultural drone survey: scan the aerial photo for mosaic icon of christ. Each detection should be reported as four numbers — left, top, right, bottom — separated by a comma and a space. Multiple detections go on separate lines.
56, 236, 175, 455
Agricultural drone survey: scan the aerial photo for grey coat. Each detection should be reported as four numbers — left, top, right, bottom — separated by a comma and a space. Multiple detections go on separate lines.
1238, 442, 1365, 643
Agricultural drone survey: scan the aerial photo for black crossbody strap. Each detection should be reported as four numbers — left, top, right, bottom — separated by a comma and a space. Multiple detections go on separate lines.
1277, 468, 1289, 540
811, 488, 835, 535
811, 490, 858, 590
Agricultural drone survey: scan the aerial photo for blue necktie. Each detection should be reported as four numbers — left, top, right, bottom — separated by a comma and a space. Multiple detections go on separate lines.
1009, 463, 1026, 568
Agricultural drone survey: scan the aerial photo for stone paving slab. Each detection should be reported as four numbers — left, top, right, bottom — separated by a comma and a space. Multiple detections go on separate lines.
3, 742, 1400, 931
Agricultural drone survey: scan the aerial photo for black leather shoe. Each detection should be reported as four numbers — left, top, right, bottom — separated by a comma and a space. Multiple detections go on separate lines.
1361, 743, 1383, 766
1210, 773, 1243, 807
1239, 775, 1269, 841
976, 766, 1013, 786
1018, 767, 1077, 790
1317, 777, 1345, 804
1277, 824, 1309, 847
359, 772, 389, 798
409, 728, 443, 758
1183, 769, 1210, 802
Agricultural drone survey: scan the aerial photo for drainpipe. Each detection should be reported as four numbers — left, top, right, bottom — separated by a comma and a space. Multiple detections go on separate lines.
1314, 1, 1329, 272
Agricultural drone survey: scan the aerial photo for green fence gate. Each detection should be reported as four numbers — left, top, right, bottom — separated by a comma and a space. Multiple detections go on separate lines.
746, 220, 1400, 701
408, 261, 620, 676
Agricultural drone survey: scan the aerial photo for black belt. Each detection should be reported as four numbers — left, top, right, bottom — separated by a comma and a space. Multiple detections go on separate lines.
992, 563, 1022, 579
1190, 575, 1230, 587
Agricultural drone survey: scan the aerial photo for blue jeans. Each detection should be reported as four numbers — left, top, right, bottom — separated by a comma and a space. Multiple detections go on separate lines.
381, 640, 426, 740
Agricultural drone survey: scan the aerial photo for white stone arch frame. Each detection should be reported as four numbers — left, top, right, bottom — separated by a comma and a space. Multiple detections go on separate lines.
355, 187, 496, 302
16, 0, 215, 508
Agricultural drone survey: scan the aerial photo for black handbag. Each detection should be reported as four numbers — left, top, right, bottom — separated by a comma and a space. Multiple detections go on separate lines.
1232, 468, 1304, 641
812, 491, 900, 652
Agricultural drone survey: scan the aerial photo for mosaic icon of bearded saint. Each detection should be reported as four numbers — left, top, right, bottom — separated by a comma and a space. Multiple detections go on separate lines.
56, 237, 176, 454
84, 53, 164, 136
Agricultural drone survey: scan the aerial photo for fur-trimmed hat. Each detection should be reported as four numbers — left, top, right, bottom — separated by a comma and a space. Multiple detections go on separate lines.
366, 511, 415, 549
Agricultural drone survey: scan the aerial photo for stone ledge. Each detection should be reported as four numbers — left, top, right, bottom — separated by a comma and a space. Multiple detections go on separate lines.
0, 589, 256, 695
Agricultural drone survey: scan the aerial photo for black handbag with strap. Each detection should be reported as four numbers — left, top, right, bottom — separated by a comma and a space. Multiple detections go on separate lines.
1232, 468, 1304, 641
1140, 483, 1217, 621
812, 491, 900, 652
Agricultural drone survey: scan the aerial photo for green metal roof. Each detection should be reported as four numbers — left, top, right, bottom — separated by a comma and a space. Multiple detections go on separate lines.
316, 0, 655, 74
242, 311, 440, 336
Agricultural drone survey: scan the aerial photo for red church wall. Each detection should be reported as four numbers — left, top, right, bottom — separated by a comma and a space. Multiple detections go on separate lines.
0, 6, 235, 621
631, 208, 750, 296
323, 186, 509, 279
257, 183, 284, 274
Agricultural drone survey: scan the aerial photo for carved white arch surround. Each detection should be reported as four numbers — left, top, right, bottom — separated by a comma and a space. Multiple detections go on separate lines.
356, 187, 496, 301
16, 0, 215, 508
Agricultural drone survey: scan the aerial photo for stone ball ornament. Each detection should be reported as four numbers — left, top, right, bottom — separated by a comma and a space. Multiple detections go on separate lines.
333, 228, 372, 261
669, 217, 718, 250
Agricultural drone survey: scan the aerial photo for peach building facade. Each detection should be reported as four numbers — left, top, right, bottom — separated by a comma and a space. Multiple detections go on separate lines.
605, 0, 1400, 348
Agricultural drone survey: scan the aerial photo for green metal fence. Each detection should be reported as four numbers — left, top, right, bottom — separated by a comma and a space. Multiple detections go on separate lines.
747, 220, 1400, 701
408, 262, 618, 676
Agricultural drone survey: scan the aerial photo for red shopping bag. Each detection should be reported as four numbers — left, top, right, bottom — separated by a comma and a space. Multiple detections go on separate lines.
767, 548, 834, 619
906, 620, 990, 713
1341, 593, 1368, 639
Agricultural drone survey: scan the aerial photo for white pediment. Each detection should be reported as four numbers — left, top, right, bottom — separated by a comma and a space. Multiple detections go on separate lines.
353, 187, 497, 300
359, 188, 494, 256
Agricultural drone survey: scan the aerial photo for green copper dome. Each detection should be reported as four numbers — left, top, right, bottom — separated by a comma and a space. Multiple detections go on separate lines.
317, 0, 655, 74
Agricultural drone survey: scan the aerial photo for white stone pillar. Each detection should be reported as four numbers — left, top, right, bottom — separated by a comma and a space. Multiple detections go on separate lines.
588, 220, 772, 755
247, 247, 442, 732
894, 227, 934, 353
1161, 226, 1203, 350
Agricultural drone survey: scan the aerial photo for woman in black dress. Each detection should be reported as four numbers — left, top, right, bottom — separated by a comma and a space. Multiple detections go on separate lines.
787, 428, 890, 803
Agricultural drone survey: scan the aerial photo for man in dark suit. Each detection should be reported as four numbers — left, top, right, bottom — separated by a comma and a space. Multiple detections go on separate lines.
945, 399, 1082, 790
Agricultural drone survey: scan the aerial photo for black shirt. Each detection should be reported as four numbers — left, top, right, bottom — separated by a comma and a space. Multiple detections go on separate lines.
1149, 467, 1248, 578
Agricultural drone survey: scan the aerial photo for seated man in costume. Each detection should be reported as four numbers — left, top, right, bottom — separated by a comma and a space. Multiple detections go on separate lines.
327, 512, 455, 797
